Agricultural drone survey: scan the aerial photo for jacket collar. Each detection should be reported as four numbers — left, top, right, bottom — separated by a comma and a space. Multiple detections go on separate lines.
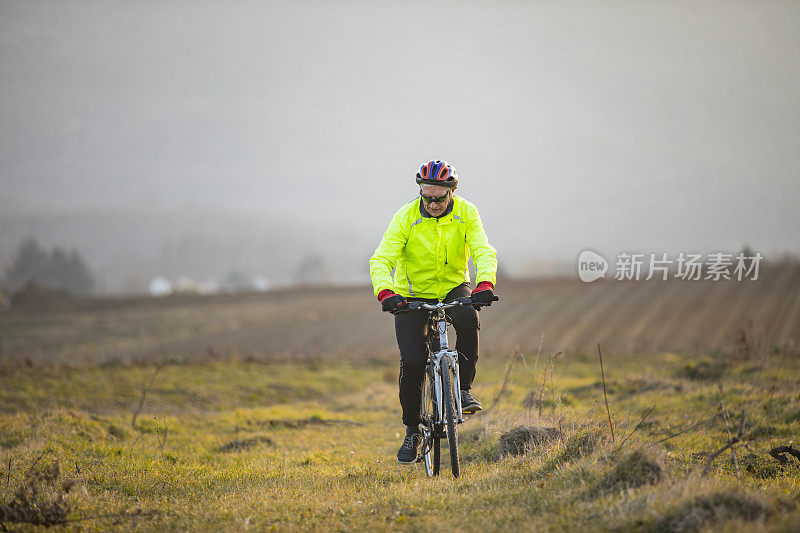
419, 197, 454, 219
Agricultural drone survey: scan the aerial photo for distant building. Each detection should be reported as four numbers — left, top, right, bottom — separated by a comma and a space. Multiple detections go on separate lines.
174, 276, 197, 293
253, 275, 272, 292
197, 279, 220, 295
148, 277, 172, 296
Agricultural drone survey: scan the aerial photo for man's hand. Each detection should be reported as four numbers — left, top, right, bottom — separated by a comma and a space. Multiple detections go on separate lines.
378, 289, 407, 313
471, 281, 495, 306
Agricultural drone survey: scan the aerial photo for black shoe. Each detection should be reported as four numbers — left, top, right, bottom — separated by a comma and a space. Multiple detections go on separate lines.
397, 432, 422, 465
461, 390, 483, 414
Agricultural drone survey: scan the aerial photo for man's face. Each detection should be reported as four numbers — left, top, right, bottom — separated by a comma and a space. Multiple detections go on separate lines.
420, 184, 453, 217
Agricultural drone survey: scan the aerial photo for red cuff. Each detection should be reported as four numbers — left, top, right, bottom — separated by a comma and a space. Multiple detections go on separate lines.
377, 289, 396, 302
472, 281, 494, 293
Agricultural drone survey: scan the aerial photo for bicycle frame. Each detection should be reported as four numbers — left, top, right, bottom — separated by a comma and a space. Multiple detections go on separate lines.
426, 307, 465, 425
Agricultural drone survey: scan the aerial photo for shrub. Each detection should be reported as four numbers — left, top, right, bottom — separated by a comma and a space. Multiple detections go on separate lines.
595, 448, 663, 493
649, 490, 778, 532
0, 460, 71, 527
560, 429, 604, 462
498, 426, 562, 456
676, 359, 725, 381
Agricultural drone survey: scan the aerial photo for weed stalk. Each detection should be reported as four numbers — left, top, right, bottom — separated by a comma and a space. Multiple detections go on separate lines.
491, 346, 520, 410
617, 405, 656, 450
132, 367, 160, 429
597, 342, 615, 443
4, 458, 10, 502
537, 351, 561, 417
720, 401, 740, 480
527, 332, 544, 417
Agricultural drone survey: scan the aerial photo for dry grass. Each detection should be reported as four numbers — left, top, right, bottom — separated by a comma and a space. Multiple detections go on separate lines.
0, 353, 798, 530
1, 269, 799, 530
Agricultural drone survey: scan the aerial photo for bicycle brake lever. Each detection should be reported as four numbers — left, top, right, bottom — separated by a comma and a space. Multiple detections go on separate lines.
466, 294, 499, 307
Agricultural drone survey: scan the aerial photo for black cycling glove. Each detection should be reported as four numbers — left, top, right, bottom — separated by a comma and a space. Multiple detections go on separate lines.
381, 293, 407, 313
471, 288, 495, 306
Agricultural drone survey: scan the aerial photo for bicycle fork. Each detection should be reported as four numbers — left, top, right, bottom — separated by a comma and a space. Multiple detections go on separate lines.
431, 314, 465, 424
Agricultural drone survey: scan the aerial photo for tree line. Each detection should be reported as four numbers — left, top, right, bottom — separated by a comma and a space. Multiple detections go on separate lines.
3, 239, 94, 296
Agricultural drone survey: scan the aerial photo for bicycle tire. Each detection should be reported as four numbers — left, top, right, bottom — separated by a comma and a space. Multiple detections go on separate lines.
441, 358, 460, 478
422, 435, 434, 477
421, 369, 435, 477
433, 435, 440, 476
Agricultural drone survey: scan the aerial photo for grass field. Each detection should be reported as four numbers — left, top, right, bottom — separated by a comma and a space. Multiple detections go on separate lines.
2, 350, 800, 530
2, 262, 798, 367
1, 270, 800, 531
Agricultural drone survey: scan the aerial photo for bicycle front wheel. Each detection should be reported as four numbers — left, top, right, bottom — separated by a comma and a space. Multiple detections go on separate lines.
421, 366, 438, 477
432, 434, 440, 476
441, 358, 460, 478
422, 431, 434, 477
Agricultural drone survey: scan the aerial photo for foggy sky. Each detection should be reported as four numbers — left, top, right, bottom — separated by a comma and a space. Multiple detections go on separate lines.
2, 0, 799, 277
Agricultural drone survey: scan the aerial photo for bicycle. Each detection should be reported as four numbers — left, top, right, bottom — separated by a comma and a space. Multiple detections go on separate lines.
397, 294, 499, 478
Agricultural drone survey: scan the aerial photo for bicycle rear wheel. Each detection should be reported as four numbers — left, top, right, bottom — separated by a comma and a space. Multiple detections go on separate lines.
441, 358, 460, 478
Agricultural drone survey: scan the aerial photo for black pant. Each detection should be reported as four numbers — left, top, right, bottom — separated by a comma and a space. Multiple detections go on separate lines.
395, 283, 480, 427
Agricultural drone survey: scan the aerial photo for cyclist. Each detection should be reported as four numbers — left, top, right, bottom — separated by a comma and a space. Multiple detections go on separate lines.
369, 160, 498, 464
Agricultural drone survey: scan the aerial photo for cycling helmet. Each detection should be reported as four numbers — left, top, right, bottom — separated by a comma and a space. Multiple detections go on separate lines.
415, 160, 458, 189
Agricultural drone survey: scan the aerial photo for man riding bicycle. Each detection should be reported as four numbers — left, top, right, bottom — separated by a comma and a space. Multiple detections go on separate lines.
369, 160, 498, 464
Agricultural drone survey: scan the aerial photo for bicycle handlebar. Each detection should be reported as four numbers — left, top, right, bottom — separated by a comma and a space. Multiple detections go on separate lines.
397, 294, 499, 313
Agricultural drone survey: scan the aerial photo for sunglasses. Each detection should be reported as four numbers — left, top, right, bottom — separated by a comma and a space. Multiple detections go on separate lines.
420, 190, 451, 204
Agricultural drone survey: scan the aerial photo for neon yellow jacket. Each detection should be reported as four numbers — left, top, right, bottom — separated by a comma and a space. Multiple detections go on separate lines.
370, 195, 497, 301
